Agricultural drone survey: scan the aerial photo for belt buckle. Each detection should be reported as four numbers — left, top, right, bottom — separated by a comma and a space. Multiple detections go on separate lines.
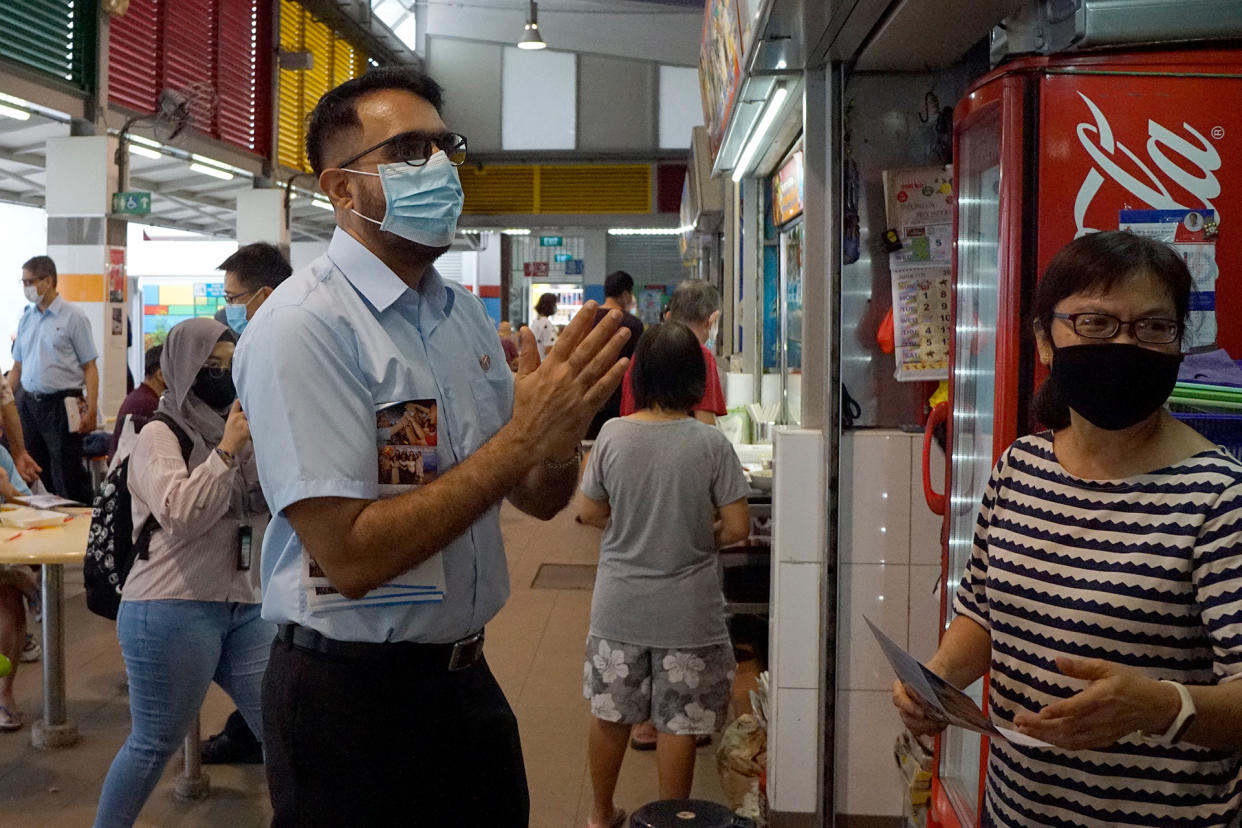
447, 632, 483, 671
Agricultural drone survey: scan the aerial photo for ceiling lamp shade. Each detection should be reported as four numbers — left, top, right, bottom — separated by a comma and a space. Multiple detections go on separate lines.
517, 1, 546, 50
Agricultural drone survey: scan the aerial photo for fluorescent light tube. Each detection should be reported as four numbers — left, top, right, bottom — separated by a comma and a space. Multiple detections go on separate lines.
731, 86, 789, 183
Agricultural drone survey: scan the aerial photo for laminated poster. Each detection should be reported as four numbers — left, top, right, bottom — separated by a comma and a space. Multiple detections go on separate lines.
1119, 208, 1219, 351
884, 166, 954, 381
301, 399, 446, 612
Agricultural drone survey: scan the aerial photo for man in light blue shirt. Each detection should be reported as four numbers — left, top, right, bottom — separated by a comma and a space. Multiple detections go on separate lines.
233, 67, 630, 826
7, 255, 98, 502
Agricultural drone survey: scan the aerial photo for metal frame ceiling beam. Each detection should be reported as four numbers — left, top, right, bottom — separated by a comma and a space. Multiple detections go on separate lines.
297, 0, 421, 66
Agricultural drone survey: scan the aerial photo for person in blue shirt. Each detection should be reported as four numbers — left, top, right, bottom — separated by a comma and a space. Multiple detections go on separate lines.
233, 67, 631, 827
7, 255, 99, 503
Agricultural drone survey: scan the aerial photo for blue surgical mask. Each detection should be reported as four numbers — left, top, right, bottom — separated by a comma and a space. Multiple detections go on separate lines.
225, 302, 249, 335
345, 151, 464, 247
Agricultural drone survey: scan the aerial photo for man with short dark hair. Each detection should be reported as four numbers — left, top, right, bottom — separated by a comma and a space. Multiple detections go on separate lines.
7, 255, 98, 502
107, 345, 165, 458
218, 242, 294, 335
233, 67, 630, 825
586, 270, 645, 439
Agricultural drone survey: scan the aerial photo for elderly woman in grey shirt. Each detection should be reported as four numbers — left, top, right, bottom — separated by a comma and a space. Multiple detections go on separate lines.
94, 317, 272, 828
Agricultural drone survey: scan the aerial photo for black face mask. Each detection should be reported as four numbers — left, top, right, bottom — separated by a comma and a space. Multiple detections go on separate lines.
1050, 343, 1182, 431
191, 370, 236, 411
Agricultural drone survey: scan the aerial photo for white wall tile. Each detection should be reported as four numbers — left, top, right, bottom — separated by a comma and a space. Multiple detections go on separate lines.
834, 689, 908, 817
771, 561, 822, 690
908, 564, 943, 664
909, 437, 946, 567
840, 431, 912, 564
838, 563, 909, 691
773, 428, 824, 564
769, 686, 820, 813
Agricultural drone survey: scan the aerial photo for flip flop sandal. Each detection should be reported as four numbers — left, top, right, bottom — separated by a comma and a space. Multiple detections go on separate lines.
588, 807, 627, 828
0, 705, 23, 732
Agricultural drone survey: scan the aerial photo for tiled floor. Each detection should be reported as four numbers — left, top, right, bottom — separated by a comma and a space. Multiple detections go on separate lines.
0, 501, 729, 827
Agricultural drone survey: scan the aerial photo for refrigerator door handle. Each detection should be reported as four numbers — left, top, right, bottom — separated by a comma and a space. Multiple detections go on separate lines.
923, 402, 949, 516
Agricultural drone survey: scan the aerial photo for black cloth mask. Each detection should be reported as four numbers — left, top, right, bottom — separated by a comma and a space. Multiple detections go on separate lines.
1050, 343, 1182, 431
191, 370, 236, 411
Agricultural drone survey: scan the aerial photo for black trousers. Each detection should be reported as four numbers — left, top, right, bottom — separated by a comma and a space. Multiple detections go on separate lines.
16, 390, 90, 503
263, 636, 530, 827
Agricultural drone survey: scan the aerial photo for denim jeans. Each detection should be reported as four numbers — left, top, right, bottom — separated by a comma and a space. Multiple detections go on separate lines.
94, 599, 274, 828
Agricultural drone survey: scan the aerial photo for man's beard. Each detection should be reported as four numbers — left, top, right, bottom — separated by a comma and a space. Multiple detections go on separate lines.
355, 187, 452, 266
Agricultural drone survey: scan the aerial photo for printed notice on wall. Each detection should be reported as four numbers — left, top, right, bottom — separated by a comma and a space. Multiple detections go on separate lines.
884, 166, 954, 381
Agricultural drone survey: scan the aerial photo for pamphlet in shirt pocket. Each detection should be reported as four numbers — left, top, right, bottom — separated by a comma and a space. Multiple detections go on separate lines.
299, 397, 447, 613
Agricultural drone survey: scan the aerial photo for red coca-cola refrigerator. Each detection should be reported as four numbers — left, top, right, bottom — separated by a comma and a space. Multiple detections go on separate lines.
920, 48, 1242, 828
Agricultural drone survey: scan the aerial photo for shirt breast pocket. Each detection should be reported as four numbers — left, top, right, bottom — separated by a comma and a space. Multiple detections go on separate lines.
469, 376, 513, 441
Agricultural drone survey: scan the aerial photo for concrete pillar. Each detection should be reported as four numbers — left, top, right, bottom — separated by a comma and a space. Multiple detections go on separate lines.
476, 231, 503, 324
235, 187, 290, 255
43, 135, 128, 421
582, 227, 608, 306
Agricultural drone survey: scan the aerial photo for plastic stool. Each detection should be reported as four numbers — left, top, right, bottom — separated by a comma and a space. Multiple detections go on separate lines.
629, 799, 754, 827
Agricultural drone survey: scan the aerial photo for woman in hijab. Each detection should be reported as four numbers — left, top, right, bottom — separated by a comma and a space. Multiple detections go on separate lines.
95, 317, 272, 828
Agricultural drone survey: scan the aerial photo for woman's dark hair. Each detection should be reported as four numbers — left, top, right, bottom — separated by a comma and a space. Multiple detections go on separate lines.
535, 293, 557, 317
630, 322, 705, 414
1030, 230, 1191, 429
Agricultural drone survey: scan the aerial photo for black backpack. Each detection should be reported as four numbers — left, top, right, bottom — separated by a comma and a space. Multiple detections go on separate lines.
84, 413, 193, 620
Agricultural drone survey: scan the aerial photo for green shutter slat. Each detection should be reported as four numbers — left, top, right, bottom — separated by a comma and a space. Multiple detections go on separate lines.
0, 0, 92, 90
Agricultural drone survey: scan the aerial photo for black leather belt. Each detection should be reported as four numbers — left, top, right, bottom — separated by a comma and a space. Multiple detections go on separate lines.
277, 624, 484, 672
26, 389, 82, 403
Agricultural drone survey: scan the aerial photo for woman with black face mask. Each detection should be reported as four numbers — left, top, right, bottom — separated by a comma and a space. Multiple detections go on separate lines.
95, 317, 272, 828
893, 231, 1242, 826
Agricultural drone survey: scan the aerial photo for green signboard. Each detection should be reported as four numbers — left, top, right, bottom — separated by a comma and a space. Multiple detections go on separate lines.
539, 235, 563, 247
554, 252, 573, 262
112, 191, 152, 216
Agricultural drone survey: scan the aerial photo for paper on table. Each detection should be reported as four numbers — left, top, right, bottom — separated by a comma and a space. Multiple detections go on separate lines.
13, 494, 79, 510
865, 616, 1054, 748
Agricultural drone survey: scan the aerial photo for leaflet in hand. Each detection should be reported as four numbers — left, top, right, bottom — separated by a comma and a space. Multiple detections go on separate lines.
302, 398, 447, 612
865, 616, 1052, 747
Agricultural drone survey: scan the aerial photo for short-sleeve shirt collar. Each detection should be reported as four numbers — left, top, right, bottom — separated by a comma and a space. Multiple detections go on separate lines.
35, 295, 66, 318
326, 228, 449, 321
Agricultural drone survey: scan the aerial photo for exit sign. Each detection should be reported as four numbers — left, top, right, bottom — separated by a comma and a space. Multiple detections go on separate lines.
554, 253, 573, 262
539, 235, 563, 247
112, 191, 151, 215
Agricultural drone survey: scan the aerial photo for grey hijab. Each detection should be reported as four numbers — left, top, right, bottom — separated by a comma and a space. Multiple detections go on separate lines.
156, 317, 233, 465
154, 317, 266, 517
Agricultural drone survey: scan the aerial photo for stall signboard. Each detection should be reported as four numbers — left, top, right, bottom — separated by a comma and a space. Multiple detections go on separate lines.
523, 261, 550, 278
554, 252, 573, 262
772, 148, 805, 226
540, 235, 563, 247
883, 165, 954, 381
565, 259, 584, 276
698, 0, 743, 157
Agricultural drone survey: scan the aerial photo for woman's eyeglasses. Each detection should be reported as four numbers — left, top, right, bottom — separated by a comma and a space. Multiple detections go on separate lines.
1051, 312, 1181, 344
338, 131, 468, 170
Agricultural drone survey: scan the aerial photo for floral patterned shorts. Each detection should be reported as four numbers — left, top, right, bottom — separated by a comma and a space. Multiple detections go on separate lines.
583, 635, 736, 735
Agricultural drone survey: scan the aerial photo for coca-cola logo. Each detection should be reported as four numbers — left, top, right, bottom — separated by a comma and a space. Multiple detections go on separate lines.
1073, 91, 1222, 236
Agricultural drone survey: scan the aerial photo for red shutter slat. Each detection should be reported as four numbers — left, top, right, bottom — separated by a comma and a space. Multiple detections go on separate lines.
107, 0, 161, 113
216, 0, 261, 151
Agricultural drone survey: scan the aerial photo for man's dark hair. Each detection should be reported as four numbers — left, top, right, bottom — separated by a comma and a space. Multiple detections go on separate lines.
218, 242, 292, 292
22, 255, 57, 287
143, 344, 164, 378
306, 67, 445, 175
604, 270, 634, 299
630, 322, 705, 413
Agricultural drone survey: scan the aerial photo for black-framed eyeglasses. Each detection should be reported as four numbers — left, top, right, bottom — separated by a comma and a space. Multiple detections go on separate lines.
202, 361, 232, 379
1051, 312, 1182, 344
224, 289, 255, 306
337, 131, 468, 170
19, 276, 48, 286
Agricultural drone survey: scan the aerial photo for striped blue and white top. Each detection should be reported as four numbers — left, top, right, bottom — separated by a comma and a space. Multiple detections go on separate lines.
954, 432, 1242, 827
